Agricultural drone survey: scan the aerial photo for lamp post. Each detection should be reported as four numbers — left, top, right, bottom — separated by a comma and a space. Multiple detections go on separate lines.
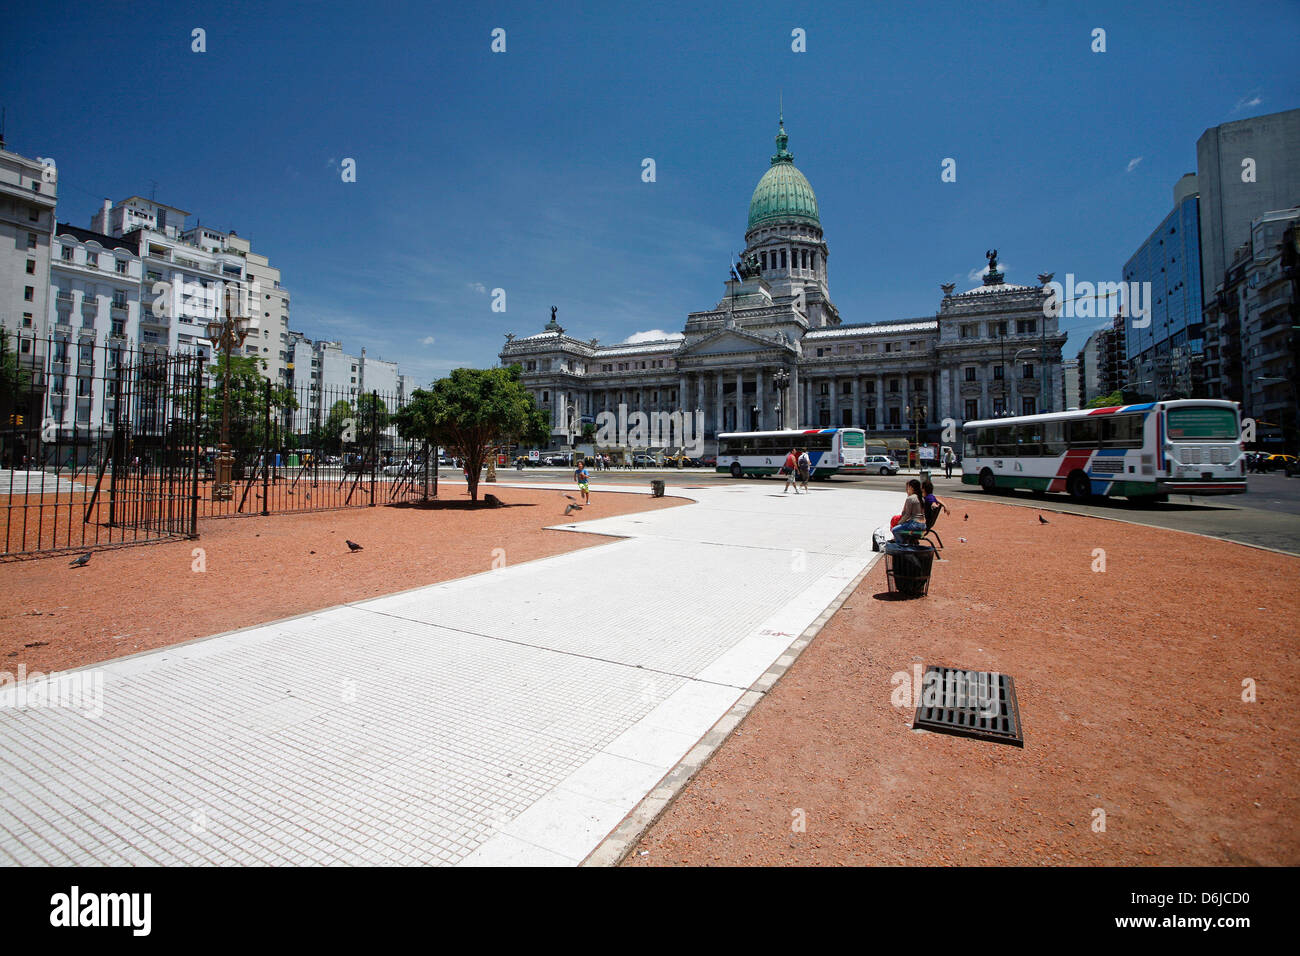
1010, 347, 1041, 416
905, 398, 927, 470
204, 284, 253, 501
772, 369, 790, 429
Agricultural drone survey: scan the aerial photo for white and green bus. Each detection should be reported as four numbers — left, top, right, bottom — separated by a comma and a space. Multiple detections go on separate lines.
717, 428, 867, 479
961, 399, 1247, 501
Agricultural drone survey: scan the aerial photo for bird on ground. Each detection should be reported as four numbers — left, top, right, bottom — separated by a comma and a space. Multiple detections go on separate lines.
69, 552, 92, 568
564, 503, 582, 516
964, 514, 969, 521
346, 539, 363, 552
1038, 515, 1049, 524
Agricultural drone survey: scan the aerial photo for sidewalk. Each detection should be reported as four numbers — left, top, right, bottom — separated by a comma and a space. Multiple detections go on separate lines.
0, 480, 896, 866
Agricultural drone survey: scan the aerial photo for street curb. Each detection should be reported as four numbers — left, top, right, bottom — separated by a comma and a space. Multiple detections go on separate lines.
580, 549, 884, 867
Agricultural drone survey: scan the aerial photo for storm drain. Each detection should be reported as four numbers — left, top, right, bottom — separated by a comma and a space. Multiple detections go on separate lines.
912, 666, 1023, 747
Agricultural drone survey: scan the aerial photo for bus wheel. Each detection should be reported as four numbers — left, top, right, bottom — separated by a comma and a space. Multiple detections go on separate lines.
1067, 471, 1092, 501
979, 469, 997, 493
730, 462, 742, 478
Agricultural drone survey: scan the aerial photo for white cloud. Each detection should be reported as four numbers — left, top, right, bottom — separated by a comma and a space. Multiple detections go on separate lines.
1232, 93, 1262, 113
967, 263, 1011, 284
622, 330, 685, 344
420, 335, 436, 345
1126, 157, 1143, 173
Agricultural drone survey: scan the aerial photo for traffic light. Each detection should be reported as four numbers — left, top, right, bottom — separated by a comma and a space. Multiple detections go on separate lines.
7, 413, 22, 426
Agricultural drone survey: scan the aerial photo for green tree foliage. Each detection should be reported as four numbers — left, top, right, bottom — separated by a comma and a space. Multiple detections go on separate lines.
393, 365, 548, 501
1085, 390, 1124, 409
198, 355, 298, 451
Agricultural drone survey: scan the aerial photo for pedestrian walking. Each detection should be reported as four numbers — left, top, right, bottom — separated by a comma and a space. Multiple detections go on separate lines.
797, 447, 811, 491
943, 447, 955, 479
782, 447, 800, 494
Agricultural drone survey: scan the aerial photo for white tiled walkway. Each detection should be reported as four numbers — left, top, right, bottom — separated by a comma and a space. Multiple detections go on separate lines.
0, 481, 897, 866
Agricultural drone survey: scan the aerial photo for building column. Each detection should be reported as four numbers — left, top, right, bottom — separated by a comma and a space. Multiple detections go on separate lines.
679, 373, 688, 412
982, 365, 992, 417
732, 370, 741, 431
830, 375, 839, 427
755, 366, 765, 430
876, 374, 886, 427
714, 370, 724, 436
789, 366, 800, 429
696, 373, 705, 418
853, 376, 862, 428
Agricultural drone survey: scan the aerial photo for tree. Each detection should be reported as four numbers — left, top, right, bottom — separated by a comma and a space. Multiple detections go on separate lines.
393, 365, 548, 501
197, 355, 298, 452
1085, 390, 1124, 409
321, 399, 357, 454
0, 328, 34, 416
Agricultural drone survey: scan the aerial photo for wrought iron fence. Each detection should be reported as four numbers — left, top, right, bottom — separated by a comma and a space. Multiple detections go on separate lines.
1, 331, 433, 559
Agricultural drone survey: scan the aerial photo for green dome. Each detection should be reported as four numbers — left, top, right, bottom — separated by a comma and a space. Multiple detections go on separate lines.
747, 122, 820, 231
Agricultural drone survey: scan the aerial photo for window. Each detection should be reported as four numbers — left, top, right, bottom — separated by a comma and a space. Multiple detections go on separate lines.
912, 378, 924, 392
993, 364, 1004, 380
116, 259, 128, 274
29, 206, 39, 222
24, 286, 34, 301
802, 249, 808, 269
884, 342, 895, 353
20, 340, 31, 354
992, 398, 1006, 416
780, 249, 787, 269
960, 324, 975, 338
1021, 397, 1036, 416
112, 291, 127, 308
964, 366, 976, 382
542, 391, 549, 402
863, 380, 875, 393
62, 246, 75, 260
1101, 414, 1143, 448
1042, 421, 1066, 456
888, 407, 900, 426
22, 313, 33, 327
1017, 319, 1037, 334
1022, 363, 1035, 379
760, 251, 768, 270
27, 233, 37, 249
1067, 418, 1100, 448
26, 259, 36, 274
819, 382, 829, 395
889, 379, 899, 393
841, 381, 852, 395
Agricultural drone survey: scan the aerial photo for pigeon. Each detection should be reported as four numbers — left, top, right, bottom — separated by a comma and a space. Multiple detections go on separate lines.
564, 503, 583, 516
346, 540, 363, 552
1038, 515, 1049, 524
563, 494, 579, 502
964, 513, 969, 521
69, 552, 91, 568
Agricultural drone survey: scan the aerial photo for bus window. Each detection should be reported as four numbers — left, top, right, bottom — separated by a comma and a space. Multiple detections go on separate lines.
1067, 418, 1100, 448
1042, 421, 1066, 456
1014, 424, 1042, 456
963, 428, 980, 459
1166, 406, 1237, 440
1102, 414, 1144, 448
993, 425, 1016, 457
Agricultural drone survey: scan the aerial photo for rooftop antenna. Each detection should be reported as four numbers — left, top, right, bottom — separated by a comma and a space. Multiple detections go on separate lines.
149, 179, 158, 201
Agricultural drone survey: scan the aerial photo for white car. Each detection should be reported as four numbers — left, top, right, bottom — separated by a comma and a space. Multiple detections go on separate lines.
865, 455, 900, 476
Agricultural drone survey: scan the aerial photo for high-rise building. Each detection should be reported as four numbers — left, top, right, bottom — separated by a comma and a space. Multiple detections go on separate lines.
0, 144, 58, 352
1060, 358, 1080, 409
1196, 108, 1300, 303
1123, 174, 1204, 398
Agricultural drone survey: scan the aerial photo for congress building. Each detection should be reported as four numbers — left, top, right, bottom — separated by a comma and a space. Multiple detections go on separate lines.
500, 118, 1067, 453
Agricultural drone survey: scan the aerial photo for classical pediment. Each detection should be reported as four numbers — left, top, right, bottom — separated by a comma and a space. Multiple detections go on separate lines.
679, 326, 795, 358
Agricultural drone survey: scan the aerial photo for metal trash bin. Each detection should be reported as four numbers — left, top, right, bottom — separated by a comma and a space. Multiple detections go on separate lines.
884, 541, 934, 597
650, 479, 665, 497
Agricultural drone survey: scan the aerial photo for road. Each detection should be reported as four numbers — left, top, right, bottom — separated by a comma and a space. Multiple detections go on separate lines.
491, 467, 1300, 555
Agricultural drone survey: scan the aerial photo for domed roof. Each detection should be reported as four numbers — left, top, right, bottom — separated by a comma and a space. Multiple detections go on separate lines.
747, 121, 820, 231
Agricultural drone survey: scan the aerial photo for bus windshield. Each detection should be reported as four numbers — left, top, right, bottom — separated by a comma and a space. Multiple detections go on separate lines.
1167, 407, 1237, 441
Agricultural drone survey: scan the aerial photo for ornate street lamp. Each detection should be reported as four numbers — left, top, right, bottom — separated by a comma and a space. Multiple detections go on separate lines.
205, 283, 253, 500
906, 398, 928, 470
772, 369, 790, 429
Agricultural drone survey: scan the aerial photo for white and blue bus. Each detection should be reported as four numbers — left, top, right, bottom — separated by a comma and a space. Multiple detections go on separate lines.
717, 428, 867, 479
961, 399, 1247, 501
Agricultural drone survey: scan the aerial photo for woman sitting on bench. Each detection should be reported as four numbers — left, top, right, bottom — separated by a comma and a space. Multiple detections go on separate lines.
890, 479, 927, 543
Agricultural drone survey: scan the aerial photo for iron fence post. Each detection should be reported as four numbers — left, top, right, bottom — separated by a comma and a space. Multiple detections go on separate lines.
369, 389, 377, 507
263, 378, 271, 516
189, 358, 201, 537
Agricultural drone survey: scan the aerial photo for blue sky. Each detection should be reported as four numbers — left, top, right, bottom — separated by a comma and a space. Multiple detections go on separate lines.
4, 0, 1298, 385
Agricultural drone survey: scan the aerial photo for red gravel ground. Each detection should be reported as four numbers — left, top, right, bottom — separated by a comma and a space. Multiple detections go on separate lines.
0, 484, 683, 674
626, 499, 1300, 867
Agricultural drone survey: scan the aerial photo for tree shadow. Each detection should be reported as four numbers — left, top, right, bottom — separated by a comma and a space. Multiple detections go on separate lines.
389, 499, 538, 511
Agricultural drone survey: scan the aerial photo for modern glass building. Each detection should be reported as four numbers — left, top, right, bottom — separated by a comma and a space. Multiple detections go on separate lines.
1122, 174, 1204, 397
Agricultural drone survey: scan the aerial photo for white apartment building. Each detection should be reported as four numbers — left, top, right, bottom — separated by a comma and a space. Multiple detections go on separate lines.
0, 144, 58, 355
47, 223, 143, 432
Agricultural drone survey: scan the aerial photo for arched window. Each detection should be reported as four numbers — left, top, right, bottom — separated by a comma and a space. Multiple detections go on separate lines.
802, 249, 809, 270
780, 249, 787, 269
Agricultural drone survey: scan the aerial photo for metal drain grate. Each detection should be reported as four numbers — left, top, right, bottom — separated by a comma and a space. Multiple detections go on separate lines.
912, 666, 1023, 747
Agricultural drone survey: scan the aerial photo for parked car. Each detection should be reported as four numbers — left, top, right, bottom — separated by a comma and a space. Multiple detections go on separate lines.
632, 453, 657, 467
543, 453, 572, 466
1264, 454, 1298, 471
865, 454, 900, 476
698, 455, 717, 468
